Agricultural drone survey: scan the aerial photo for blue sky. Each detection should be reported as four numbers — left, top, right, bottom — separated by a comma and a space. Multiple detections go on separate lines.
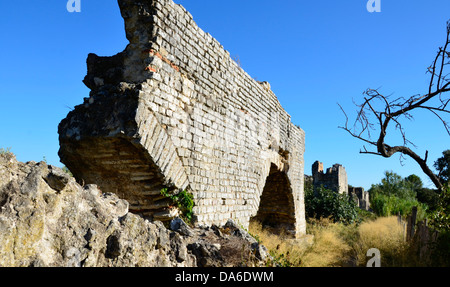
0, 0, 449, 190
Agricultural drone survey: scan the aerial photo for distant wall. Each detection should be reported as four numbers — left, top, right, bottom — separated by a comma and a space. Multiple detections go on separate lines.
312, 161, 348, 195
348, 187, 370, 211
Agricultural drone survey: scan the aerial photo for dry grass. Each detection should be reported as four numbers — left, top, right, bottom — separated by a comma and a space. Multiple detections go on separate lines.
249, 216, 415, 267
249, 219, 353, 267
248, 221, 308, 266
354, 216, 410, 266
300, 219, 354, 267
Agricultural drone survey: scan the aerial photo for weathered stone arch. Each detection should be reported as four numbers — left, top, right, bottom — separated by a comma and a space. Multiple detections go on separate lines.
58, 86, 190, 219
251, 163, 296, 237
58, 0, 307, 236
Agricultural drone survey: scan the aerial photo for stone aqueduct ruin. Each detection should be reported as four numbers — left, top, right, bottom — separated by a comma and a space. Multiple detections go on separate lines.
59, 0, 306, 237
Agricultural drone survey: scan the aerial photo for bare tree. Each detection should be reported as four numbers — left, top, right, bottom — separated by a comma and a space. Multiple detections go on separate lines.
339, 21, 450, 192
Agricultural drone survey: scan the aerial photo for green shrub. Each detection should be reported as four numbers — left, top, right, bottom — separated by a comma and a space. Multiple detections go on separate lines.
416, 188, 440, 212
430, 184, 450, 232
305, 186, 359, 225
370, 193, 428, 221
161, 188, 194, 223
369, 171, 418, 201
429, 230, 450, 267
434, 150, 450, 185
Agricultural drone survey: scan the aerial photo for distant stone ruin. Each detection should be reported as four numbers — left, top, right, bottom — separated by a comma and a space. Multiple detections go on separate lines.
58, 0, 306, 237
348, 187, 371, 211
312, 161, 348, 195
312, 161, 370, 210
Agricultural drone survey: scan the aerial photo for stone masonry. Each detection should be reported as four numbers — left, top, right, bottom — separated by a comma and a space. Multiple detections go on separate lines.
312, 161, 348, 195
312, 161, 370, 210
58, 0, 306, 237
348, 187, 371, 211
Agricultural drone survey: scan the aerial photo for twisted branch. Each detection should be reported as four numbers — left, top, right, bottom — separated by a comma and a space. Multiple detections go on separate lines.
339, 21, 450, 191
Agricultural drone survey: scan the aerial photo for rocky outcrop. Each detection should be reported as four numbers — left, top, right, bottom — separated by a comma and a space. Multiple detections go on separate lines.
0, 153, 269, 267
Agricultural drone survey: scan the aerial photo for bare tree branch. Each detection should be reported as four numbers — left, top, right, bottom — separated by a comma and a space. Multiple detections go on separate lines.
339, 20, 450, 191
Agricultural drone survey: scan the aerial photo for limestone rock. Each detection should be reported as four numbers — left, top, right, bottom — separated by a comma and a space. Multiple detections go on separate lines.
0, 154, 269, 267
170, 217, 194, 237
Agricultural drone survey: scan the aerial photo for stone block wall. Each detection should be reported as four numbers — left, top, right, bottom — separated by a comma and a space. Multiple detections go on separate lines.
312, 161, 348, 195
59, 0, 306, 237
348, 187, 371, 211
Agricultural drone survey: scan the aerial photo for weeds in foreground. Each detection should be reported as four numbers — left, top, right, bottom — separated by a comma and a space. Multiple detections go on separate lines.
249, 221, 307, 267
354, 216, 410, 266
301, 219, 354, 267
249, 216, 424, 267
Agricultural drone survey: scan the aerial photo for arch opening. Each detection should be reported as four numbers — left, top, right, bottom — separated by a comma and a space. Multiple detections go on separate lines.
60, 136, 173, 219
251, 163, 296, 237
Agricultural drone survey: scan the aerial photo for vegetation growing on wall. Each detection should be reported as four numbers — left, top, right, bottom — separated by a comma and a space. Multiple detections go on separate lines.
160, 188, 194, 223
